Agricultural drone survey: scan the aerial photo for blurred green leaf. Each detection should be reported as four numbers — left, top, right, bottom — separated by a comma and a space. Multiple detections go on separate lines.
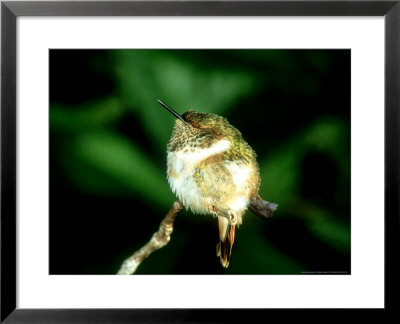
309, 215, 350, 254
64, 130, 175, 208
50, 96, 124, 131
305, 117, 349, 162
259, 117, 349, 205
290, 201, 351, 254
259, 144, 304, 207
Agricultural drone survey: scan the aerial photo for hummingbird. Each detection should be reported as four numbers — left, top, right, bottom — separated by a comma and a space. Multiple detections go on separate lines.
158, 99, 278, 268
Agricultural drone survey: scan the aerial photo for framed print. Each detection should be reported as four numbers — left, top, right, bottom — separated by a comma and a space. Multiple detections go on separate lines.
1, 0, 399, 322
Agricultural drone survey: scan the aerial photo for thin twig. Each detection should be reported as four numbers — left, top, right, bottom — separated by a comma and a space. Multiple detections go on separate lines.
117, 200, 184, 275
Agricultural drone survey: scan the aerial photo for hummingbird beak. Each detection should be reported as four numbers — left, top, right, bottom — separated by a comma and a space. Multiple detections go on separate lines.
157, 99, 187, 123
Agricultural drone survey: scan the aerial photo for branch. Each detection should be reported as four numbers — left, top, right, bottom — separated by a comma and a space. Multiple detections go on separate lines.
249, 196, 278, 219
117, 200, 184, 275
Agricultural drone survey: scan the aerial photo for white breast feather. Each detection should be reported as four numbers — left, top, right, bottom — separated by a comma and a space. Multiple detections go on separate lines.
224, 161, 252, 214
167, 139, 231, 214
224, 161, 252, 188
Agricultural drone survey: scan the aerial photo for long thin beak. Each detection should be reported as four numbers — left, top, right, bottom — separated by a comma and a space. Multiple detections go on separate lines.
157, 99, 187, 123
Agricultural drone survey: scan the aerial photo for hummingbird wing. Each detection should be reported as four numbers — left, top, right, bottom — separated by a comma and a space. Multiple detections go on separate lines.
249, 196, 278, 219
217, 216, 235, 268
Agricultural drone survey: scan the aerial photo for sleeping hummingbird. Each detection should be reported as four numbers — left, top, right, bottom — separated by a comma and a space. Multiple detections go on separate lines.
158, 99, 278, 268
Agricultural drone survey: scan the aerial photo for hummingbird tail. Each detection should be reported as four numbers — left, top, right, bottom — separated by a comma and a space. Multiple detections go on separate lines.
217, 216, 235, 268
249, 196, 278, 219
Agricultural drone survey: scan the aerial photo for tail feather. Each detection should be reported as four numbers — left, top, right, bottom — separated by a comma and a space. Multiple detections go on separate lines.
249, 196, 278, 219
217, 216, 235, 268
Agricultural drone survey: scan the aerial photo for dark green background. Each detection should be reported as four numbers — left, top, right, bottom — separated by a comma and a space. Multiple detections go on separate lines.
50, 49, 350, 274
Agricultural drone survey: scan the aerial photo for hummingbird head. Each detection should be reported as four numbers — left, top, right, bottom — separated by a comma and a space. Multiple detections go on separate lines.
157, 99, 238, 139
181, 110, 228, 134
157, 99, 252, 158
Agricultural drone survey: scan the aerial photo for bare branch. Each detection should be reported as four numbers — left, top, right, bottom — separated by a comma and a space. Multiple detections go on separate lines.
249, 196, 278, 219
117, 200, 184, 275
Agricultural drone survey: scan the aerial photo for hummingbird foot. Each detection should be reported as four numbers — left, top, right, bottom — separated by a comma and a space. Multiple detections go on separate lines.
210, 205, 237, 225
228, 212, 237, 226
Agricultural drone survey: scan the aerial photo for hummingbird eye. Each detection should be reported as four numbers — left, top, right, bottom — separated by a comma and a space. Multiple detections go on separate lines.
191, 121, 201, 128
181, 111, 211, 130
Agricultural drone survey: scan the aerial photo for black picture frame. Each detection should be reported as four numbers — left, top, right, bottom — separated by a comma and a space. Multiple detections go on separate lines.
1, 0, 399, 322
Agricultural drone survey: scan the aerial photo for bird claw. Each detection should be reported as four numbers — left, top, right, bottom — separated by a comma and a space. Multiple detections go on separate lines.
229, 213, 237, 226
